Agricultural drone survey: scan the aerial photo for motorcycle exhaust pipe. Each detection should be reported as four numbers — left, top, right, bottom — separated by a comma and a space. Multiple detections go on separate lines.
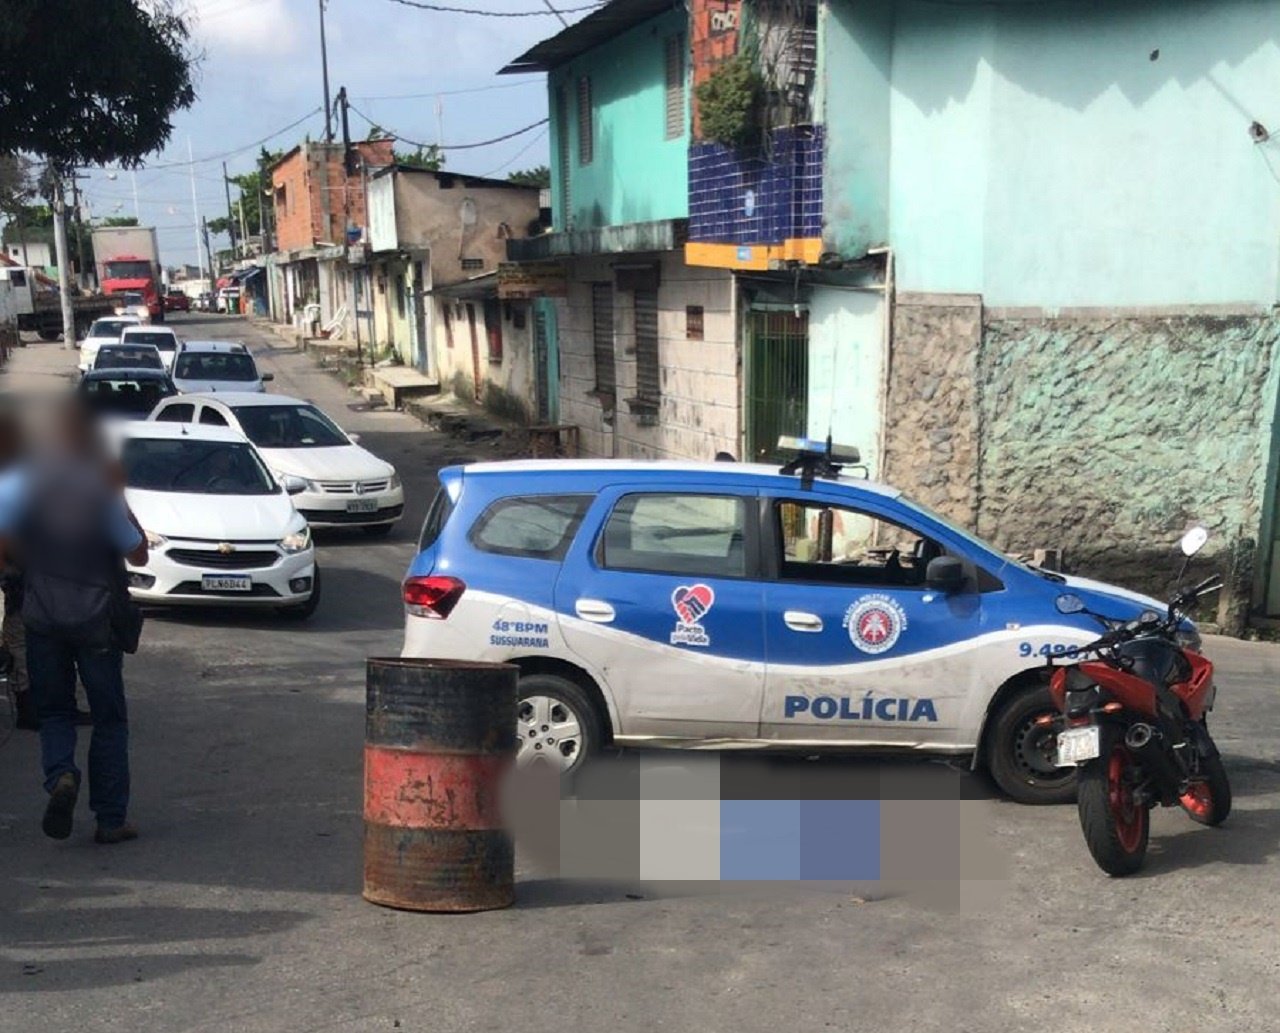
1122, 723, 1186, 796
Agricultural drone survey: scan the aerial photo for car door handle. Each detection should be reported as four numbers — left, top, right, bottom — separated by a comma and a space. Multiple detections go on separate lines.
783, 611, 824, 633
575, 599, 616, 624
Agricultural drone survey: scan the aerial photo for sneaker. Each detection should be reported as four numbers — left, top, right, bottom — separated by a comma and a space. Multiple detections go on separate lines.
42, 772, 79, 840
93, 823, 139, 845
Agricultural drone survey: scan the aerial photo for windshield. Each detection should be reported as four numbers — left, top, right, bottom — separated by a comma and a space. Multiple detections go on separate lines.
88, 319, 131, 339
105, 261, 153, 281
122, 438, 277, 495
118, 292, 145, 305
79, 376, 175, 416
96, 347, 163, 371
123, 331, 177, 352
896, 496, 1039, 577
174, 352, 258, 382
232, 404, 348, 448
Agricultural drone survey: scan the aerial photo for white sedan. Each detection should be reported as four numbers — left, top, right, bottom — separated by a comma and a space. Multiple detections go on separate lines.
79, 316, 141, 372
116, 422, 320, 617
149, 391, 404, 534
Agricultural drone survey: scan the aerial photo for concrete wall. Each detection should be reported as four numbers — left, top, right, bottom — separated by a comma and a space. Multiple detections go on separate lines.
548, 8, 690, 232
435, 297, 536, 423
555, 253, 738, 459
886, 0, 1280, 307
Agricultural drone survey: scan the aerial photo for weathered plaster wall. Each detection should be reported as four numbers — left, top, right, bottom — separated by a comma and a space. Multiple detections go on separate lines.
807, 286, 886, 476
886, 297, 1280, 629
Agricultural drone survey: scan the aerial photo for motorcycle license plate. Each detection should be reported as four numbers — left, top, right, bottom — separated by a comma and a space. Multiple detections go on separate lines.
1056, 725, 1100, 766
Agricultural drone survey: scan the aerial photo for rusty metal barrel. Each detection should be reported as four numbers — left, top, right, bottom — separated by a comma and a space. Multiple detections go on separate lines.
363, 658, 517, 912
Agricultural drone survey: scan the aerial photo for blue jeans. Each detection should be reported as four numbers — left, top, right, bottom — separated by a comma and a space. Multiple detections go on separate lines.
26, 630, 130, 830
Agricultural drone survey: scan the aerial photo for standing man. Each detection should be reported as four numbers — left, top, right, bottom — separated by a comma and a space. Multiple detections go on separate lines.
0, 403, 35, 730
0, 398, 148, 843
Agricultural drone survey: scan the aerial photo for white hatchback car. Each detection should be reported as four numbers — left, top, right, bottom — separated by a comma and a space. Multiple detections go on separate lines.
116, 422, 319, 617
171, 340, 272, 393
149, 392, 404, 534
121, 325, 181, 372
79, 316, 141, 372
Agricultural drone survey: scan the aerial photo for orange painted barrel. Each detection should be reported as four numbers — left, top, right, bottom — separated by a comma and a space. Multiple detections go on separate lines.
363, 658, 516, 912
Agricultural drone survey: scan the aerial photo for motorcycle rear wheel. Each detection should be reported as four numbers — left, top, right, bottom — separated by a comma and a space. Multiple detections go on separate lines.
1077, 726, 1149, 876
1180, 745, 1231, 827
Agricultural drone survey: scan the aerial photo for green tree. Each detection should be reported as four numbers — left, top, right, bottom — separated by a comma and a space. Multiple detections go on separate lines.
0, 0, 198, 168
395, 145, 444, 171
0, 155, 35, 221
507, 165, 550, 188
101, 215, 139, 227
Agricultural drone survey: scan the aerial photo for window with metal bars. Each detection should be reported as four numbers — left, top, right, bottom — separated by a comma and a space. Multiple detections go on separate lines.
633, 289, 660, 405
577, 77, 594, 165
664, 35, 686, 140
591, 282, 615, 399
555, 86, 571, 224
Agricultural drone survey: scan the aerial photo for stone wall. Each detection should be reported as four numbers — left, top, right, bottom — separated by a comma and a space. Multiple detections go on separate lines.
886, 297, 1280, 631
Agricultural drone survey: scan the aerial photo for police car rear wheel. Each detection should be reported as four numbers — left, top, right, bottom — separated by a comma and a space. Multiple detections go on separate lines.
988, 685, 1078, 805
516, 675, 600, 776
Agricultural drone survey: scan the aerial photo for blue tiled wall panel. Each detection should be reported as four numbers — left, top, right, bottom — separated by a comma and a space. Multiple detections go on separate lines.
688, 126, 824, 246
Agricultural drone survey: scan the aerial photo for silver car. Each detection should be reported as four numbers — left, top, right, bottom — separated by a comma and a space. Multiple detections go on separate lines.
171, 340, 273, 394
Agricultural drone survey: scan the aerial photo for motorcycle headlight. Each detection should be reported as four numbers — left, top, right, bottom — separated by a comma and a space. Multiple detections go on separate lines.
388, 472, 401, 491
280, 527, 312, 554
144, 530, 167, 548
1175, 626, 1203, 654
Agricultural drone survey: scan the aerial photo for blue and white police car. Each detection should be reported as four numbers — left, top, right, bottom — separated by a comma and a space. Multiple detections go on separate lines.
401, 442, 1192, 803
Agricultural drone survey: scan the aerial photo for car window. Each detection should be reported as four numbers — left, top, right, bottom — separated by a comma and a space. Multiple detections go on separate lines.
231, 404, 347, 448
89, 319, 129, 338
418, 483, 454, 552
199, 407, 229, 426
602, 494, 747, 578
174, 352, 258, 381
96, 347, 163, 371
154, 403, 194, 423
470, 495, 591, 560
122, 438, 277, 495
773, 499, 944, 589
78, 377, 174, 415
124, 331, 177, 351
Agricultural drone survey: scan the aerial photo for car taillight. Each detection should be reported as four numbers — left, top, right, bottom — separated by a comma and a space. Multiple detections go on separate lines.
403, 575, 465, 619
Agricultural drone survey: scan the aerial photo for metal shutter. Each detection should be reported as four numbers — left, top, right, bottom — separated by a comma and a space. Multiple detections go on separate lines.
664, 36, 685, 140
634, 289, 659, 403
555, 86, 571, 223
591, 283, 615, 395
577, 77, 593, 165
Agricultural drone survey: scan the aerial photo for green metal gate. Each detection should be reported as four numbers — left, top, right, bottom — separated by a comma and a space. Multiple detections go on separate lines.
745, 309, 809, 461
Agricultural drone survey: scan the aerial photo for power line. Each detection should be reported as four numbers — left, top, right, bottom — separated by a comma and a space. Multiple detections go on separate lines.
356, 80, 540, 102
95, 108, 323, 172
480, 128, 549, 177
348, 103, 547, 151
381, 0, 604, 15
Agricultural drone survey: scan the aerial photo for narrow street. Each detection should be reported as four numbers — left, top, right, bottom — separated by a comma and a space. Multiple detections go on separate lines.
0, 317, 1278, 1032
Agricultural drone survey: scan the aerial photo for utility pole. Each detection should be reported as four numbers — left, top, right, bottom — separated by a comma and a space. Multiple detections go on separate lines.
319, 0, 334, 143
189, 137, 205, 280
201, 217, 214, 280
48, 165, 75, 349
237, 196, 249, 252
222, 161, 238, 259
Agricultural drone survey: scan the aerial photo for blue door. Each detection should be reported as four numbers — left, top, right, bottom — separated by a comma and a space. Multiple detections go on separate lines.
553, 487, 766, 739
758, 492, 987, 744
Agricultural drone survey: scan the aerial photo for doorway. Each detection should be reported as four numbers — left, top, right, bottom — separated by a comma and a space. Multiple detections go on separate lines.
745, 309, 809, 462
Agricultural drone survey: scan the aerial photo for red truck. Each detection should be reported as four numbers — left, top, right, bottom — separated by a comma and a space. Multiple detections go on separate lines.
91, 225, 164, 323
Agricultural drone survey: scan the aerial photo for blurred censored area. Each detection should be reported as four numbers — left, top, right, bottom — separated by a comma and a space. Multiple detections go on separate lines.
503, 753, 1009, 909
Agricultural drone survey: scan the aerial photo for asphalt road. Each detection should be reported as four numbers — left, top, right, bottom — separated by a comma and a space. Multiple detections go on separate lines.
2, 315, 1280, 1033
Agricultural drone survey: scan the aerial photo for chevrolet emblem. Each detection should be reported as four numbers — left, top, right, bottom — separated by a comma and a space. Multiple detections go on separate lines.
217, 542, 235, 555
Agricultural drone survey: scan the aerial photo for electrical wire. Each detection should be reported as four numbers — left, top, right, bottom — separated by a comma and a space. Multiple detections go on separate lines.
95, 108, 323, 172
480, 128, 548, 177
381, 0, 603, 15
356, 80, 541, 102
348, 103, 548, 151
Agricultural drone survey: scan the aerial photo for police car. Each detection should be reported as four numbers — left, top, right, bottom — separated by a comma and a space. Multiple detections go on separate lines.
401, 441, 1191, 803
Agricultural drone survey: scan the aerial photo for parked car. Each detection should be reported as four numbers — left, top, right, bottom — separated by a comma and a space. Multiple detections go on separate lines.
115, 422, 319, 617
163, 290, 191, 313
112, 291, 151, 324
400, 442, 1198, 798
171, 340, 272, 393
121, 325, 181, 372
93, 342, 164, 372
78, 315, 141, 372
78, 368, 177, 421
149, 392, 403, 534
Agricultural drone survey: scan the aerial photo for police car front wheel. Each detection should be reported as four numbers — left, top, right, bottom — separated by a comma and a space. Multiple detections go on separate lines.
516, 674, 601, 776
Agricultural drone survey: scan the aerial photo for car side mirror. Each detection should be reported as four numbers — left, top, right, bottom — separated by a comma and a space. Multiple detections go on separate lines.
261, 372, 274, 382
925, 555, 967, 594
281, 474, 307, 495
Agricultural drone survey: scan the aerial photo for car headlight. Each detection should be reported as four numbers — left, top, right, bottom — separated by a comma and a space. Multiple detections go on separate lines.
280, 526, 312, 554
144, 530, 167, 548
388, 472, 401, 491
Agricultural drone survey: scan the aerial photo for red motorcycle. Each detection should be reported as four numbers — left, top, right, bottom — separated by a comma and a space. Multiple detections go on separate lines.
1047, 530, 1230, 875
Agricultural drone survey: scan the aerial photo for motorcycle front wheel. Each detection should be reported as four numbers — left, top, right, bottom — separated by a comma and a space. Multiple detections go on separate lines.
1077, 725, 1149, 876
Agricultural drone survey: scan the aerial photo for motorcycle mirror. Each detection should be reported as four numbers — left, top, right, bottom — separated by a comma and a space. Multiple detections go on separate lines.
1055, 593, 1086, 614
1180, 526, 1209, 557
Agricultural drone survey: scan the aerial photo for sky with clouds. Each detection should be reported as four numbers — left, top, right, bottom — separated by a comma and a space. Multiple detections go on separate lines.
79, 0, 577, 269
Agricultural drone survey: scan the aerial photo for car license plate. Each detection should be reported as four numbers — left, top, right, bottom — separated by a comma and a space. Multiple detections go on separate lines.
346, 498, 378, 514
202, 574, 251, 592
1056, 725, 1101, 766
